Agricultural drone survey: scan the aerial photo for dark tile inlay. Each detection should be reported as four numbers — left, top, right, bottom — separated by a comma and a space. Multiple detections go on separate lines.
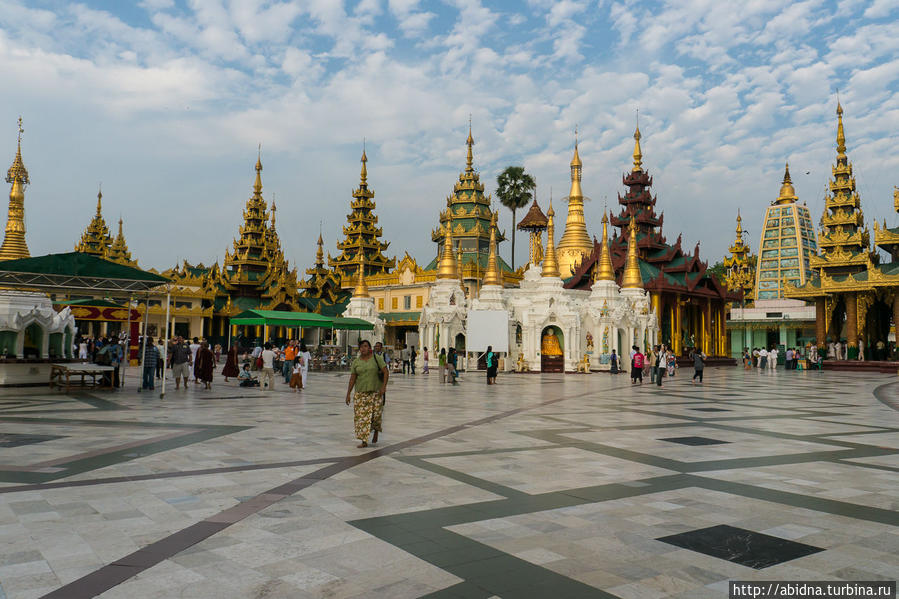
656, 524, 824, 569
0, 433, 63, 448
659, 436, 729, 446
689, 408, 730, 412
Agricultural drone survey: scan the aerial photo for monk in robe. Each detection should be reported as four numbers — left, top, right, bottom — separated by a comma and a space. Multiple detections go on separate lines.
222, 345, 239, 381
196, 341, 215, 389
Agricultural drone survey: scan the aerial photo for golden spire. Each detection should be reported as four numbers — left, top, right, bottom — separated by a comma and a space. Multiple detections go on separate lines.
75, 186, 112, 257
483, 211, 501, 286
557, 130, 592, 276
270, 193, 277, 228
465, 119, 474, 173
352, 251, 369, 298
315, 233, 324, 267
96, 187, 103, 216
360, 146, 368, 186
0, 117, 30, 261
456, 241, 464, 283
542, 200, 560, 278
107, 217, 136, 266
836, 101, 846, 156
620, 216, 643, 288
632, 125, 643, 173
254, 144, 263, 194
776, 162, 798, 204
735, 209, 743, 242
437, 209, 459, 279
594, 211, 615, 282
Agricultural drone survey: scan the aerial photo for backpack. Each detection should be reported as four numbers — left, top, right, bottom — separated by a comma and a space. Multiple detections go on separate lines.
633, 353, 644, 369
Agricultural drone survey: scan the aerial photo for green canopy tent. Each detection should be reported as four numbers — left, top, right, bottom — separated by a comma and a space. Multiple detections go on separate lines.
0, 252, 171, 395
229, 309, 336, 350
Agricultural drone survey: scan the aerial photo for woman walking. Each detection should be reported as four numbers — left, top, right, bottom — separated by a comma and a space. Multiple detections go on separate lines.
631, 347, 644, 384
422, 347, 429, 374
195, 341, 215, 390
655, 344, 667, 387
298, 342, 312, 389
439, 348, 447, 383
345, 340, 389, 448
485, 345, 497, 385
222, 344, 239, 382
691, 347, 705, 385
610, 349, 620, 374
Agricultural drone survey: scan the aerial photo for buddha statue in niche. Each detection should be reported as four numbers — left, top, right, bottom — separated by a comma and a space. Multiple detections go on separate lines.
541, 330, 563, 356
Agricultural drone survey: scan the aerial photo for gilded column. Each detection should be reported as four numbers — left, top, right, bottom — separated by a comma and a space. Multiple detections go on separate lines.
815, 298, 826, 345
674, 295, 682, 355
651, 292, 662, 332
845, 292, 858, 350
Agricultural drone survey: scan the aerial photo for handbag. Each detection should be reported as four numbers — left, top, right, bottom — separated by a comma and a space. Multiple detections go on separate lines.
255, 356, 263, 369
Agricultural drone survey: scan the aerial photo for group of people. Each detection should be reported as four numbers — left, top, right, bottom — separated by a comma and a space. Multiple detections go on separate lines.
139, 336, 217, 391
230, 340, 313, 391
745, 345, 824, 371
610, 344, 707, 387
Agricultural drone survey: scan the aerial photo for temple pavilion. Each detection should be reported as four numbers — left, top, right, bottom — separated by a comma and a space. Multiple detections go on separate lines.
785, 103, 899, 360
564, 127, 739, 357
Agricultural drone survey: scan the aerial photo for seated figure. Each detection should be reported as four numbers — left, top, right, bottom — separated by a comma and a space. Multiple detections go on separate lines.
541, 331, 563, 356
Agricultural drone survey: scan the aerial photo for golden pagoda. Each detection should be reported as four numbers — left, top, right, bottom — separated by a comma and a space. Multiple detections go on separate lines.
482, 211, 501, 286
542, 201, 560, 278
106, 218, 137, 267
723, 211, 754, 299
330, 149, 395, 283
593, 211, 615, 282
429, 124, 520, 285
0, 117, 30, 261
299, 233, 346, 308
517, 196, 548, 267
785, 102, 899, 358
436, 210, 458, 280
620, 217, 643, 289
556, 135, 593, 277
75, 188, 112, 257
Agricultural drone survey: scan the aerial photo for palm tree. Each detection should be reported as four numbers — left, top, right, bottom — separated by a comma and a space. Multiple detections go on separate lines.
495, 166, 535, 271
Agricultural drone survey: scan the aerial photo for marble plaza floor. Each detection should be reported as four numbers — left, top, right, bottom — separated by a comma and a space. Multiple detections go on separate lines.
0, 366, 897, 599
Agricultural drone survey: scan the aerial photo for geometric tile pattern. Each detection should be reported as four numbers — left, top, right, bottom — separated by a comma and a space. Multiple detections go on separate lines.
0, 367, 895, 598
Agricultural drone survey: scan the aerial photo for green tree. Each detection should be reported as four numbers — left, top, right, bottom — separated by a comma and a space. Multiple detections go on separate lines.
495, 166, 535, 271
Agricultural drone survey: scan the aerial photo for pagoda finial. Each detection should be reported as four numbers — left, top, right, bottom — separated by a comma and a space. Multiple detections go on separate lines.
96, 186, 103, 216
735, 209, 743, 240
632, 123, 643, 173
542, 200, 560, 278
835, 101, 846, 156
360, 145, 368, 185
776, 162, 798, 204
437, 209, 459, 279
352, 251, 369, 298
594, 211, 615, 282
314, 232, 324, 267
483, 211, 502, 286
465, 117, 474, 173
254, 144, 263, 194
270, 192, 277, 228
620, 216, 643, 288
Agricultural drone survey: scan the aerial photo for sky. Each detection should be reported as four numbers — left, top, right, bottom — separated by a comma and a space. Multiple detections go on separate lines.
2, 0, 899, 274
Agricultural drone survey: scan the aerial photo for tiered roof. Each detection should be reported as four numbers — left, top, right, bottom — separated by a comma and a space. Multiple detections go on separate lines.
75, 190, 113, 257
810, 102, 869, 272
328, 150, 394, 281
565, 127, 737, 302
107, 218, 137, 267
0, 117, 30, 261
723, 211, 753, 299
426, 126, 519, 283
299, 233, 349, 312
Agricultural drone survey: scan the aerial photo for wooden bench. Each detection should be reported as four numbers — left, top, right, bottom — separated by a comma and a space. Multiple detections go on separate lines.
49, 363, 115, 393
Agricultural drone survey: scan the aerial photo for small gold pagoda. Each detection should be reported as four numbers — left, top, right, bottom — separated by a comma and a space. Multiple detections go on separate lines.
106, 218, 137, 267
0, 117, 30, 261
723, 211, 754, 300
556, 135, 593, 277
75, 189, 113, 257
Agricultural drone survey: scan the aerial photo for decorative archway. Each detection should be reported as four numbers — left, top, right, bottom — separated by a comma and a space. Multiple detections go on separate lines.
540, 325, 564, 373
23, 322, 43, 359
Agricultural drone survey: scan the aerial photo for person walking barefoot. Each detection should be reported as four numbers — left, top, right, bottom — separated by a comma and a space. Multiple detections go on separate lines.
345, 340, 389, 448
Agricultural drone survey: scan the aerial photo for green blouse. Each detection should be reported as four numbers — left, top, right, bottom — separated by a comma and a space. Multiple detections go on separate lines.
350, 355, 384, 393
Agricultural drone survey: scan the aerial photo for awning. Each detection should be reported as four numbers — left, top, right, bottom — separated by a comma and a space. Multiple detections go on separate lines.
54, 298, 125, 308
0, 252, 169, 295
331, 317, 375, 331
230, 309, 334, 328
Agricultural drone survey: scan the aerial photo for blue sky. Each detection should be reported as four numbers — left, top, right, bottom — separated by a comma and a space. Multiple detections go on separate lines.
2, 0, 899, 273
